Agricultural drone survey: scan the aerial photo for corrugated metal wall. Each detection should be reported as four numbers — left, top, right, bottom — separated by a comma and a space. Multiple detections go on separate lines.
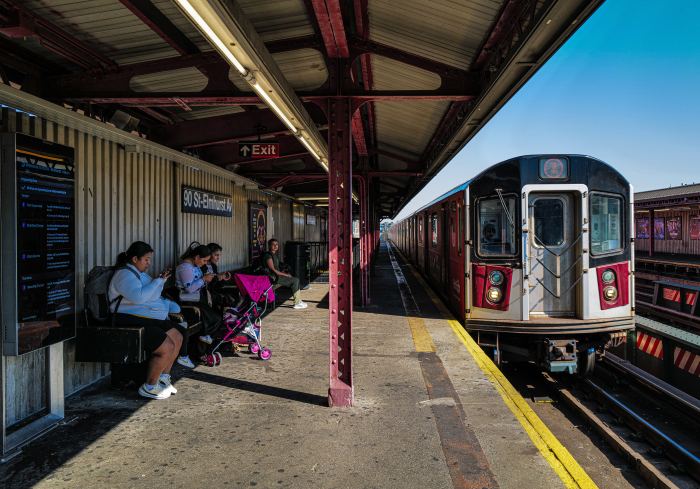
635, 209, 700, 255
2, 109, 176, 425
1, 107, 301, 427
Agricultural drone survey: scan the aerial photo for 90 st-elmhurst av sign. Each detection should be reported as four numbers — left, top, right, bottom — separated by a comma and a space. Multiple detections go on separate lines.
181, 185, 232, 217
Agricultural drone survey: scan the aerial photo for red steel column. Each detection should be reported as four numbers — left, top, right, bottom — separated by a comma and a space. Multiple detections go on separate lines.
328, 97, 353, 407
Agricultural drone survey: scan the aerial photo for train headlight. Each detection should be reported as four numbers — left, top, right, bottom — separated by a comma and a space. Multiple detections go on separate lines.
603, 286, 618, 302
486, 287, 503, 304
601, 269, 615, 284
488, 270, 504, 286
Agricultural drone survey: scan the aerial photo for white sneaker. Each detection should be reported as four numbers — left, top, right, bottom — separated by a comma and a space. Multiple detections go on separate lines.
177, 355, 195, 369
138, 382, 171, 400
159, 374, 177, 394
293, 301, 308, 309
199, 335, 213, 344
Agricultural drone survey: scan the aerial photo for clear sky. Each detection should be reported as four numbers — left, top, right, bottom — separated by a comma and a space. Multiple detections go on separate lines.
394, 0, 700, 221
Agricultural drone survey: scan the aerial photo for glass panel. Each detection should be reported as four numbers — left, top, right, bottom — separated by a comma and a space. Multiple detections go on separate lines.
431, 214, 438, 247
534, 199, 564, 247
590, 194, 622, 254
478, 197, 516, 256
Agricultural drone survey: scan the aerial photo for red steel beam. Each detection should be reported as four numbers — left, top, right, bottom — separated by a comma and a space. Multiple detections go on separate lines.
119, 0, 199, 55
327, 96, 353, 407
68, 91, 473, 107
309, 0, 349, 58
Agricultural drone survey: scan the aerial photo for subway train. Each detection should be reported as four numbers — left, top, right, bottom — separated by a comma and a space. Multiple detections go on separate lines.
389, 155, 634, 374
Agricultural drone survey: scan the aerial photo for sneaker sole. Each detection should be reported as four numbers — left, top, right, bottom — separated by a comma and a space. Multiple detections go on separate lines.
138, 387, 170, 400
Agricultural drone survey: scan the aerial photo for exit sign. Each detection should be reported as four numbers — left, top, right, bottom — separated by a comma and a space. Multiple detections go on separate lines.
239, 141, 280, 159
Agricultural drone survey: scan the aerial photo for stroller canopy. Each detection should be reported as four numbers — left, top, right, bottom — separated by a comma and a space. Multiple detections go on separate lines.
234, 274, 275, 303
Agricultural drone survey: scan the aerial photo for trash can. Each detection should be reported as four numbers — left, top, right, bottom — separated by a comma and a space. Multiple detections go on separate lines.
284, 241, 311, 289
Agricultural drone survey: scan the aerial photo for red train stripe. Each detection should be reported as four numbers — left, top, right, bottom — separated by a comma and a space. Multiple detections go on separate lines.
636, 333, 645, 348
652, 339, 664, 359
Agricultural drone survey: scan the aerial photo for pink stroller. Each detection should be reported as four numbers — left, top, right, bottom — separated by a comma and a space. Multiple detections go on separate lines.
202, 274, 275, 366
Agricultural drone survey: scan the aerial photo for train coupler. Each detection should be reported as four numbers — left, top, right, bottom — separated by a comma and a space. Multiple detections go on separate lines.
543, 339, 578, 374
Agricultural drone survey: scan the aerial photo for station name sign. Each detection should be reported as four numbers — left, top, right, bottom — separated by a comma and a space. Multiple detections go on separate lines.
181, 185, 232, 217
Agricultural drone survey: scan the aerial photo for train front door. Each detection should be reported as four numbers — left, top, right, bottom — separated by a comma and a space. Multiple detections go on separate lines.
527, 192, 581, 317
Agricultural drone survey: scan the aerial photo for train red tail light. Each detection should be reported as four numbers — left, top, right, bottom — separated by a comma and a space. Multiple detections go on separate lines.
596, 262, 629, 310
473, 265, 512, 311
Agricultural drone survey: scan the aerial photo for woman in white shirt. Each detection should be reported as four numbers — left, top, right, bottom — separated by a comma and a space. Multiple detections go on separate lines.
109, 241, 182, 400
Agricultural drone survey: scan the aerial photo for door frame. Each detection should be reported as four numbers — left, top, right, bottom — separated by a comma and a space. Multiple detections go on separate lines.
521, 184, 589, 321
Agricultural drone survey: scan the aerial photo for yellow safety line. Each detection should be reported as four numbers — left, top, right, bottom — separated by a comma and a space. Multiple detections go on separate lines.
407, 316, 435, 352
397, 248, 598, 489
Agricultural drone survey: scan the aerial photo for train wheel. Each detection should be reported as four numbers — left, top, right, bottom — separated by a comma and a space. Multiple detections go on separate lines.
578, 348, 595, 377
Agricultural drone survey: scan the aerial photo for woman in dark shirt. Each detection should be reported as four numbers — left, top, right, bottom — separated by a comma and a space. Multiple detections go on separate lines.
262, 238, 307, 309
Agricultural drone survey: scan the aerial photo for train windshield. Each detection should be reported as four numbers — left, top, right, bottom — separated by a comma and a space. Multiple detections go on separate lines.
478, 196, 517, 256
590, 194, 623, 254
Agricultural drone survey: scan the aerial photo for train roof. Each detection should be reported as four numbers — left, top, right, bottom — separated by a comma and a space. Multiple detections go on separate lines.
399, 154, 619, 222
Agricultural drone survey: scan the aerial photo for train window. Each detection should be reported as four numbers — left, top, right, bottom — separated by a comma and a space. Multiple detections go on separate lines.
533, 198, 564, 247
457, 204, 463, 255
431, 214, 439, 247
478, 196, 516, 256
590, 194, 623, 254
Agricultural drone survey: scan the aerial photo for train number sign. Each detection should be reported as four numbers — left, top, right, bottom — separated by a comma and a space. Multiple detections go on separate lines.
239, 141, 280, 159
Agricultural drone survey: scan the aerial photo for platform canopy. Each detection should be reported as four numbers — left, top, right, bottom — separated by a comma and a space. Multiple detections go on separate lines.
0, 0, 601, 218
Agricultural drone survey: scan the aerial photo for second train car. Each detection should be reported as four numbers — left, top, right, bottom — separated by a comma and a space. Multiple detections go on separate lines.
390, 155, 634, 374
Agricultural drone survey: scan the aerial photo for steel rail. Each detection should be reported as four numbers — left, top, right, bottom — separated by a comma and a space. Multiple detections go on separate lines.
581, 377, 700, 484
600, 352, 700, 419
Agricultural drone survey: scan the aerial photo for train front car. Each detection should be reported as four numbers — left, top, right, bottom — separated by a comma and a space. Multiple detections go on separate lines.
468, 155, 634, 374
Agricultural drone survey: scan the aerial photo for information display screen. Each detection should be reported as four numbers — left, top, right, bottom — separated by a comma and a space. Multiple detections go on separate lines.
14, 134, 76, 354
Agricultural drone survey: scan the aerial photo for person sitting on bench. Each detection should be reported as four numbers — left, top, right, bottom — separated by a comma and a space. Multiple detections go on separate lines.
262, 238, 307, 310
176, 242, 222, 344
108, 241, 183, 400
202, 242, 235, 309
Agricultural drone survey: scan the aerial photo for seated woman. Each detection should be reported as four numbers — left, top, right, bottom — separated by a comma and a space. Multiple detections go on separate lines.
108, 241, 183, 400
262, 238, 307, 309
176, 242, 222, 344
202, 242, 235, 309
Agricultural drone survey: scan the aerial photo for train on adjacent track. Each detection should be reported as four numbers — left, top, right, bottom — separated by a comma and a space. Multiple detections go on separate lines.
389, 155, 635, 374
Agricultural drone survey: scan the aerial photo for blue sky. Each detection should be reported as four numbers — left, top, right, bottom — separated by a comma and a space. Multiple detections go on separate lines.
394, 0, 700, 220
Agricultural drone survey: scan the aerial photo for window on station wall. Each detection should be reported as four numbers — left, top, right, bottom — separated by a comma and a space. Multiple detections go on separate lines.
590, 194, 623, 255
533, 198, 565, 247
478, 196, 516, 256
431, 213, 439, 247
666, 217, 682, 240
691, 216, 700, 240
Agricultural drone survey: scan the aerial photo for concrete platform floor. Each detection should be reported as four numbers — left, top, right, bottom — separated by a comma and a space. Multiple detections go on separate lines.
2, 243, 564, 489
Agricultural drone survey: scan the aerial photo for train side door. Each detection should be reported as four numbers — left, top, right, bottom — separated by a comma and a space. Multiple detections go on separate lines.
527, 192, 580, 317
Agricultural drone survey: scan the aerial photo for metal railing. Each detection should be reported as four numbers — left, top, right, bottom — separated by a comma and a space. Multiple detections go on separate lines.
306, 241, 328, 278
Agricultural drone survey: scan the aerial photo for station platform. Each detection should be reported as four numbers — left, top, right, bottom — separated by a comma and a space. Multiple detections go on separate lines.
1, 243, 591, 489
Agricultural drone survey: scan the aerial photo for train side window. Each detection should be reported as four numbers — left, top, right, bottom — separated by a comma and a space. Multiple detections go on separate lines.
431, 214, 439, 247
477, 196, 516, 256
457, 204, 462, 255
590, 193, 623, 255
533, 198, 564, 247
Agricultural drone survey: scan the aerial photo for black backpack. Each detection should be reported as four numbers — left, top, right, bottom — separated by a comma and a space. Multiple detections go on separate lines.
84, 266, 140, 324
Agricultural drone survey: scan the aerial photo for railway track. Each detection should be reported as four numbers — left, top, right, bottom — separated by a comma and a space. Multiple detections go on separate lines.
552, 353, 700, 489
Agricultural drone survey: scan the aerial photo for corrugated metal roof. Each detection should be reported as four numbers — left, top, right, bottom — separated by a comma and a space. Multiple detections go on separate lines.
178, 106, 247, 121
636, 184, 700, 202
371, 55, 447, 163
229, 48, 328, 92
368, 0, 502, 69
130, 67, 208, 92
23, 0, 179, 64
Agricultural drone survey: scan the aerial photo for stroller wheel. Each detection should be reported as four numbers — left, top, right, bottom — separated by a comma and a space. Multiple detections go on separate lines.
202, 354, 216, 367
249, 342, 260, 355
213, 352, 223, 366
258, 347, 272, 361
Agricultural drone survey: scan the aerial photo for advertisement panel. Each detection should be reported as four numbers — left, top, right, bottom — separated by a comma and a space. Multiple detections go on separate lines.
249, 202, 267, 263
666, 217, 682, 240
635, 217, 650, 239
690, 217, 700, 240
654, 217, 665, 240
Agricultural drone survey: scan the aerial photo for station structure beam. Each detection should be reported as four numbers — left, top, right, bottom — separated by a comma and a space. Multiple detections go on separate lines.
327, 96, 353, 407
